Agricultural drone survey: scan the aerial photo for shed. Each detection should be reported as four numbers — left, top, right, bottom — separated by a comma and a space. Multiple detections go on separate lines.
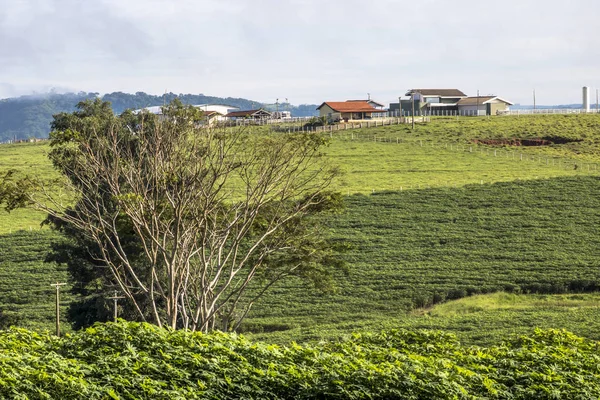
457, 96, 514, 116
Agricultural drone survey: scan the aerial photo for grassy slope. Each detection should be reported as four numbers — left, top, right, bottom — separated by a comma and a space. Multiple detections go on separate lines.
0, 142, 57, 233
246, 176, 600, 344
1, 115, 600, 342
326, 137, 596, 194
0, 231, 72, 331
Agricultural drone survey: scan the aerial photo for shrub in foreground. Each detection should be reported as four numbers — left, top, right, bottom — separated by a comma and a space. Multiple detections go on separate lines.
0, 322, 599, 399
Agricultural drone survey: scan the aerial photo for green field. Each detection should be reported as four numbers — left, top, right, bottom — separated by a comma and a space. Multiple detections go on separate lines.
246, 176, 600, 344
2, 115, 600, 347
0, 231, 72, 331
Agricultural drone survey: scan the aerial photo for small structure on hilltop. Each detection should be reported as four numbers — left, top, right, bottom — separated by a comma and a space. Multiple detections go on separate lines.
200, 111, 225, 126
225, 109, 273, 121
195, 104, 240, 118
317, 100, 387, 123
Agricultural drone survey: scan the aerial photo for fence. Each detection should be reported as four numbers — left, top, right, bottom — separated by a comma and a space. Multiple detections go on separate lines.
270, 116, 431, 133
499, 109, 600, 116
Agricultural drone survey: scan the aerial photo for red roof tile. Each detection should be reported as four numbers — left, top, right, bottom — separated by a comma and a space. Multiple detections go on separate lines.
317, 101, 383, 113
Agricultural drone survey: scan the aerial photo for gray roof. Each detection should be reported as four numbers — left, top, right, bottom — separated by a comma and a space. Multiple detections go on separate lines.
406, 89, 467, 97
457, 96, 514, 106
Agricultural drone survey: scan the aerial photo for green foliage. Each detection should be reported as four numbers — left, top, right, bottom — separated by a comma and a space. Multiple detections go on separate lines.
0, 231, 72, 331
3, 115, 600, 346
246, 176, 600, 342
303, 116, 327, 128
1, 322, 600, 399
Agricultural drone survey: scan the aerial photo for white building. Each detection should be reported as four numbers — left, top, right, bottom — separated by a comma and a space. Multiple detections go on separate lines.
193, 104, 240, 118
134, 104, 240, 122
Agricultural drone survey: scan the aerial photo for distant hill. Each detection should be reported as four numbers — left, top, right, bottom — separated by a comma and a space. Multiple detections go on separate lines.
0, 91, 319, 142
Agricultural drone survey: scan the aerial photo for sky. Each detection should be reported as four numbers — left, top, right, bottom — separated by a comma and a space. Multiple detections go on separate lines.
1, 0, 599, 106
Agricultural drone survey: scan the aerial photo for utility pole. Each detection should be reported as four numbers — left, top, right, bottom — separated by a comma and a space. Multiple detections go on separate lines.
108, 291, 125, 322
476, 90, 480, 117
398, 96, 401, 118
533, 89, 536, 111
276, 98, 279, 119
285, 98, 289, 117
51, 282, 66, 337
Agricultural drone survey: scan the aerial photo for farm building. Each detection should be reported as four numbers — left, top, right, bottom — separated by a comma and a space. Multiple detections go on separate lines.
317, 101, 386, 122
388, 89, 513, 116
389, 89, 467, 115
200, 111, 225, 126
457, 96, 514, 116
225, 109, 272, 120
195, 104, 240, 118
346, 99, 387, 110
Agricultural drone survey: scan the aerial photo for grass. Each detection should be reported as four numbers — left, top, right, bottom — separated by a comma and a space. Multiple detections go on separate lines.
244, 176, 600, 344
2, 115, 600, 342
0, 142, 58, 233
249, 292, 600, 346
2, 115, 600, 231
0, 230, 72, 331
325, 138, 596, 194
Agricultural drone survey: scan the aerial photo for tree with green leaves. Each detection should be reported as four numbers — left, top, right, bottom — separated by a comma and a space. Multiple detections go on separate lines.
1, 99, 343, 331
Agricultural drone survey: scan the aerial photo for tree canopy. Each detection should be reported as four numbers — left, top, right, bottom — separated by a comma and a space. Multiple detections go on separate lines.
1, 99, 342, 331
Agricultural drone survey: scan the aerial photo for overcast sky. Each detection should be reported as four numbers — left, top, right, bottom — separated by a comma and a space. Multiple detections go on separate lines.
1, 0, 598, 105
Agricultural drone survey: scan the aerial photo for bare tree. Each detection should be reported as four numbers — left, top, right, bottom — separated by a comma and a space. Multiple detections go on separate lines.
2, 100, 340, 331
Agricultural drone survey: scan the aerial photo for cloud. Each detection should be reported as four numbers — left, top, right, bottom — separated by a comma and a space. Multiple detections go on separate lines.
0, 0, 599, 104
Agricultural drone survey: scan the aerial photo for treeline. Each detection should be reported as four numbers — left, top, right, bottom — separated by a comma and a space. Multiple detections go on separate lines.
0, 91, 318, 141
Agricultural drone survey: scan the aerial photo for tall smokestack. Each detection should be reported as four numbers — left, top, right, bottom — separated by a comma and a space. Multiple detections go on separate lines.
583, 86, 590, 112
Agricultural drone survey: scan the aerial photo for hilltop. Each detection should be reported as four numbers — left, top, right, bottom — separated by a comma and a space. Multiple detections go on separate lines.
0, 91, 318, 141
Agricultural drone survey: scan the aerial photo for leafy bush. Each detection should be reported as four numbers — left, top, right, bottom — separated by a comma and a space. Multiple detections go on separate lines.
1, 322, 600, 399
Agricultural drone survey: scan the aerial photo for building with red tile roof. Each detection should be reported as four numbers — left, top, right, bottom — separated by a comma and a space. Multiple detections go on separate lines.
317, 101, 386, 122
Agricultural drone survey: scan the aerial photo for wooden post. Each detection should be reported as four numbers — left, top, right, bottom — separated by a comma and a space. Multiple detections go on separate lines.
108, 291, 125, 322
51, 282, 66, 337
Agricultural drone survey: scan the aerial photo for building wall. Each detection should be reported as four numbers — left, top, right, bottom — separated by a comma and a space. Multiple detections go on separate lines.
197, 105, 238, 115
488, 102, 510, 115
319, 104, 339, 120
459, 102, 510, 116
458, 104, 487, 116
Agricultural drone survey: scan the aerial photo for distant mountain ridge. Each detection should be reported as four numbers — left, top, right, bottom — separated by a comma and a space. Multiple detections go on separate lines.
0, 91, 319, 142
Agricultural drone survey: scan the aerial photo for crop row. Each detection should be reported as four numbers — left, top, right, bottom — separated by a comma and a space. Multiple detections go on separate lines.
247, 176, 600, 337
